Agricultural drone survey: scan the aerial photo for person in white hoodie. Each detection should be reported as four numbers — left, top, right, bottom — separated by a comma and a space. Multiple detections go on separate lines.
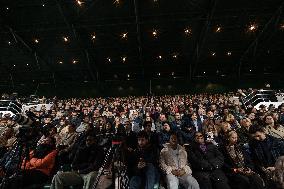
160, 132, 200, 189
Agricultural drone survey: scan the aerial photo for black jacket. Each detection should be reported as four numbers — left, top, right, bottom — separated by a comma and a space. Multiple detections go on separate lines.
188, 142, 224, 172
72, 144, 104, 174
126, 144, 158, 177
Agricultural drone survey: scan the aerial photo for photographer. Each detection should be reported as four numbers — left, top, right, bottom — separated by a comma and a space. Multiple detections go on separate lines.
0, 136, 57, 189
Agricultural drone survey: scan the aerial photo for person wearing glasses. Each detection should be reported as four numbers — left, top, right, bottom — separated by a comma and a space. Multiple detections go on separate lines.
188, 132, 230, 189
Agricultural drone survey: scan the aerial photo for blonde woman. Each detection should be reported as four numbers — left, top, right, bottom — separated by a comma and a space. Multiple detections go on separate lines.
272, 156, 284, 189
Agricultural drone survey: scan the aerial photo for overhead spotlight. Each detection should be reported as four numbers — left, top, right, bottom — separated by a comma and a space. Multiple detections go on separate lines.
203, 71, 206, 74
157, 55, 162, 59
26, 64, 29, 66
63, 36, 69, 42
157, 72, 161, 76
34, 39, 39, 44
249, 69, 252, 72
227, 51, 232, 56
127, 74, 130, 78
114, 0, 121, 6
152, 29, 158, 37
215, 26, 221, 33
172, 53, 179, 59
107, 57, 111, 63
7, 41, 11, 45
280, 24, 284, 30
248, 24, 257, 32
211, 52, 216, 56
121, 32, 128, 39
76, 0, 83, 6
153, 0, 158, 2
184, 28, 191, 36
91, 33, 96, 40
42, 4, 45, 7
13, 65, 16, 67
122, 56, 127, 62
171, 72, 175, 76
58, 61, 63, 64
72, 60, 78, 64
6, 7, 9, 10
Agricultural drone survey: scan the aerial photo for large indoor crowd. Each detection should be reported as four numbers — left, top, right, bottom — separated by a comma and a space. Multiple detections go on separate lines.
0, 91, 284, 189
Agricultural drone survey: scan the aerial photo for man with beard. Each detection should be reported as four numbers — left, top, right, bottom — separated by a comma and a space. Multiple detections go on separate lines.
51, 134, 104, 189
127, 131, 160, 189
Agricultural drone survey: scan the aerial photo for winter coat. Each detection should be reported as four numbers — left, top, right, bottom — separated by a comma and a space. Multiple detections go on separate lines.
21, 150, 57, 176
160, 144, 192, 175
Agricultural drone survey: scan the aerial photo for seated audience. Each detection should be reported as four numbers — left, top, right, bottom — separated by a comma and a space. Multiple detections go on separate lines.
272, 156, 284, 189
160, 132, 199, 189
126, 131, 160, 189
249, 125, 284, 181
188, 132, 231, 189
220, 130, 264, 189
51, 134, 104, 189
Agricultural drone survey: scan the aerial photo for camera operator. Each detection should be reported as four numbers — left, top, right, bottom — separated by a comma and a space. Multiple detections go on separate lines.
0, 136, 57, 189
0, 128, 16, 158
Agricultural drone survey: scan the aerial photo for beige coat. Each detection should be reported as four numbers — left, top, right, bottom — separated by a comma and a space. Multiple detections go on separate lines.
265, 125, 284, 139
160, 144, 192, 175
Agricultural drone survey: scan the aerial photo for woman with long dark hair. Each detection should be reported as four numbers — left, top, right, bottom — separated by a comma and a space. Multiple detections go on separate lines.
220, 130, 264, 189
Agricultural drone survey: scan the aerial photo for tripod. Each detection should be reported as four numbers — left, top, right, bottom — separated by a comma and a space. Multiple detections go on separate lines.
0, 138, 32, 189
92, 141, 129, 189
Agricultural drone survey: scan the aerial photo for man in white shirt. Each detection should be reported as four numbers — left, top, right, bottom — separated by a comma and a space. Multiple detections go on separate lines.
160, 132, 199, 189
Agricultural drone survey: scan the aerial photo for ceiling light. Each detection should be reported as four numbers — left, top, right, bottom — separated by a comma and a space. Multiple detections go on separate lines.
76, 0, 83, 6
72, 60, 78, 64
127, 74, 130, 78
58, 61, 63, 64
157, 73, 161, 76
158, 55, 162, 59
7, 41, 11, 45
63, 36, 69, 42
114, 0, 121, 6
34, 39, 39, 44
280, 24, 284, 30
215, 26, 221, 33
26, 64, 29, 66
227, 51, 232, 56
171, 72, 175, 76
122, 56, 127, 62
211, 52, 216, 56
6, 7, 9, 10
203, 71, 206, 74
107, 57, 111, 63
152, 29, 158, 37
121, 32, 128, 39
42, 4, 45, 7
249, 69, 252, 72
184, 28, 191, 36
248, 24, 257, 32
13, 65, 16, 67
91, 33, 96, 40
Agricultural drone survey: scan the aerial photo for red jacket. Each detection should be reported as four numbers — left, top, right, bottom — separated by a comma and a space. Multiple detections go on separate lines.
21, 150, 57, 176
